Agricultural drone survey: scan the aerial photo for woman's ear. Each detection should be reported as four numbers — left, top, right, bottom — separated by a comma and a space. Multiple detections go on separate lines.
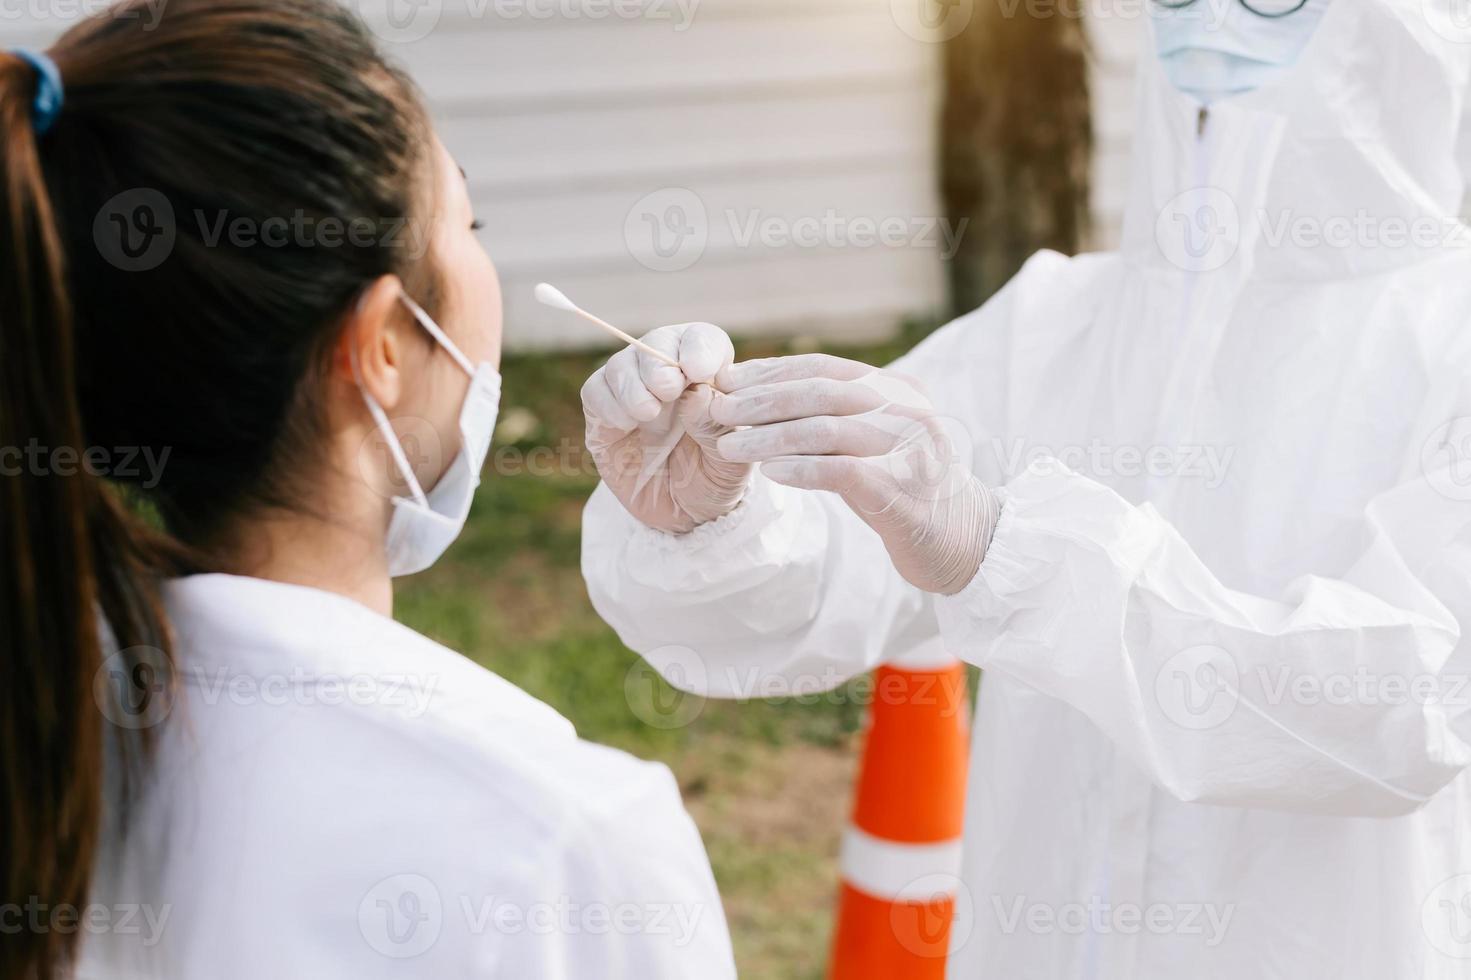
335, 275, 407, 410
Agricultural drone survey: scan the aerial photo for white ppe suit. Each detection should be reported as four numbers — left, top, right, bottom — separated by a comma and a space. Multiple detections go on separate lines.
583, 0, 1471, 975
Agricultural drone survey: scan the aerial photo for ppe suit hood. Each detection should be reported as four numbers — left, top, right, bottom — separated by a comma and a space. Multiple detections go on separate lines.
1128, 0, 1471, 280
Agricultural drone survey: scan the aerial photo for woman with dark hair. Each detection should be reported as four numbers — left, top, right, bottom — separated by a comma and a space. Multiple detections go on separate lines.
0, 2, 734, 976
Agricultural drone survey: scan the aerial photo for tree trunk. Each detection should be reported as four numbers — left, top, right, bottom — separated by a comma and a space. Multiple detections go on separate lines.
940, 0, 1093, 316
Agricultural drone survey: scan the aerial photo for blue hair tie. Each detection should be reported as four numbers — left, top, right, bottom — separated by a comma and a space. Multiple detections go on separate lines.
9, 49, 64, 136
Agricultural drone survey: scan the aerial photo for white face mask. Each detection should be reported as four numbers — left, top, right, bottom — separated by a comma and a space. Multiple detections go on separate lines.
1152, 0, 1330, 104
356, 292, 501, 577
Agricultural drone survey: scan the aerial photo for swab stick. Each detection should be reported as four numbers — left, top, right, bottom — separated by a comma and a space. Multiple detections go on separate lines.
534, 283, 681, 370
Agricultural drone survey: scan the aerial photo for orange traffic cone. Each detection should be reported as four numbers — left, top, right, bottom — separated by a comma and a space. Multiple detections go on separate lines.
829, 645, 970, 980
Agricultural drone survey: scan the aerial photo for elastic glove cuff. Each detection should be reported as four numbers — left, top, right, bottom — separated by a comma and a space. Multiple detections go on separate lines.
935, 487, 1025, 659
621, 474, 815, 594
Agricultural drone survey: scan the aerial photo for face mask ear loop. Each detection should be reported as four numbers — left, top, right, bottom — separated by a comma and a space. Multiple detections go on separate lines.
350, 343, 431, 509
399, 292, 477, 378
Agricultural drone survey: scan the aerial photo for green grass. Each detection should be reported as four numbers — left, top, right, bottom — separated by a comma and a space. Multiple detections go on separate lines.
394, 321, 943, 978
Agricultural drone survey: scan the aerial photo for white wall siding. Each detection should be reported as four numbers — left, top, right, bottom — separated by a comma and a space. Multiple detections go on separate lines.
421, 0, 948, 351
1083, 3, 1143, 250
19, 2, 1467, 349
6, 0, 948, 351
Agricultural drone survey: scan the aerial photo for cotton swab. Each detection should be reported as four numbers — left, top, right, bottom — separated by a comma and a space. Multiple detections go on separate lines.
534, 283, 681, 370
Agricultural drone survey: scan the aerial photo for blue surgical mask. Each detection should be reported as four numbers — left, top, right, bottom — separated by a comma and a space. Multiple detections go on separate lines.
355, 293, 502, 577
1152, 0, 1331, 104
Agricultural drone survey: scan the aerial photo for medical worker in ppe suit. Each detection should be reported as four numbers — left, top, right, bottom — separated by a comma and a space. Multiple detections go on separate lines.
582, 0, 1471, 975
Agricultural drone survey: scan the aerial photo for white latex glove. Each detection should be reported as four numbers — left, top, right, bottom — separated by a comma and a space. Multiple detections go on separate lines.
710, 353, 999, 595
581, 323, 752, 534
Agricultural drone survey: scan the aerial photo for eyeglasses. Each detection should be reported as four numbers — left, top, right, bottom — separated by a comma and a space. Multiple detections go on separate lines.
1151, 0, 1308, 18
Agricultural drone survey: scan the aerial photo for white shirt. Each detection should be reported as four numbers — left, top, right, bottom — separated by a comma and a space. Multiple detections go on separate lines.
80, 573, 735, 979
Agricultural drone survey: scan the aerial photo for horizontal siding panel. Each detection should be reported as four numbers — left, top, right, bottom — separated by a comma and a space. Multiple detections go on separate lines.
365, 0, 901, 34
477, 162, 946, 272
1091, 135, 1131, 209
1086, 7, 1139, 251
7, 0, 950, 351
1083, 0, 1146, 67
439, 84, 937, 196
1089, 60, 1136, 144
4, 0, 906, 46
414, 2, 948, 349
393, 7, 935, 110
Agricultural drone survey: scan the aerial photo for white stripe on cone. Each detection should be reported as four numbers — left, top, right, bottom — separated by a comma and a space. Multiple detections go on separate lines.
888, 637, 959, 672
839, 826, 964, 903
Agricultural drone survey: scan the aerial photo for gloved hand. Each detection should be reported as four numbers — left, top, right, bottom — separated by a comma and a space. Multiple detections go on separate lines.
581, 322, 752, 534
709, 353, 999, 595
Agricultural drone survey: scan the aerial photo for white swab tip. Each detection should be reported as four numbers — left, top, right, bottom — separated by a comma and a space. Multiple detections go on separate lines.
534, 282, 577, 313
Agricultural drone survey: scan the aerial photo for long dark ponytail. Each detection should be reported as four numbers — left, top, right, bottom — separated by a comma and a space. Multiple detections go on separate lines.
0, 1, 433, 975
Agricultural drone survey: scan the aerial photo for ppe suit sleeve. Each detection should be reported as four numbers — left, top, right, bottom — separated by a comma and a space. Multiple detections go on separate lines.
936, 459, 1471, 817
581, 249, 1070, 695
492, 761, 737, 977
582, 472, 935, 696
